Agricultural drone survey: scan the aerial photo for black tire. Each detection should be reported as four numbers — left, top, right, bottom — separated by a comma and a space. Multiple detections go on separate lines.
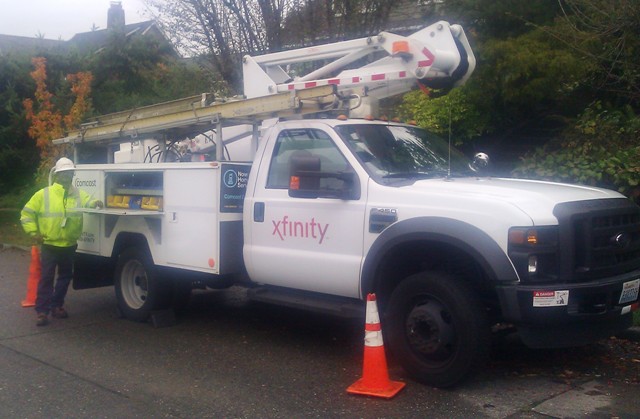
386, 271, 490, 388
114, 247, 171, 322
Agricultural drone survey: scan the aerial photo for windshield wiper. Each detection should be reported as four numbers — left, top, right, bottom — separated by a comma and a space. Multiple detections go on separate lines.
382, 170, 450, 179
382, 171, 438, 179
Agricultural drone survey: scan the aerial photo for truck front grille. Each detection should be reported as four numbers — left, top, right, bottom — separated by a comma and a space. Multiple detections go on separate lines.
555, 199, 640, 282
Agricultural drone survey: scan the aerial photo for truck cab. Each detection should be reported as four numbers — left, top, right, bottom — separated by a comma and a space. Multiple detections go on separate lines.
244, 118, 640, 387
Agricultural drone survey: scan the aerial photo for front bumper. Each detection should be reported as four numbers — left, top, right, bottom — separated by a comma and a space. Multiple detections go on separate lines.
496, 269, 640, 348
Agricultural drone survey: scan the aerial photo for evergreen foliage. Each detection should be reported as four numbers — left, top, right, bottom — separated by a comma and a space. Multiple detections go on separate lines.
514, 102, 640, 199
0, 30, 213, 194
399, 0, 640, 199
0, 53, 39, 192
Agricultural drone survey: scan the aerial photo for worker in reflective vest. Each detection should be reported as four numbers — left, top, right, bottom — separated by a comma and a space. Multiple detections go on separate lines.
20, 157, 103, 326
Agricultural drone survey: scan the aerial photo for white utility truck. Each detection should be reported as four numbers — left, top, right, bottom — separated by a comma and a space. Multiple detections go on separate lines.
53, 21, 640, 387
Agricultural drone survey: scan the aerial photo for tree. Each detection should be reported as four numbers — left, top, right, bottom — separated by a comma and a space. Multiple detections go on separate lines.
441, 0, 560, 40
23, 58, 63, 158
0, 25, 213, 193
146, 0, 276, 92
514, 102, 640, 200
0, 53, 39, 191
283, 0, 393, 45
22, 58, 93, 179
399, 26, 588, 149
84, 27, 212, 113
512, 1, 640, 199
145, 0, 397, 92
552, 0, 640, 106
398, 88, 489, 145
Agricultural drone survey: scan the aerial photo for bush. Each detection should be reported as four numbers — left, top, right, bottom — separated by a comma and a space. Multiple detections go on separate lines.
398, 87, 490, 145
514, 102, 640, 200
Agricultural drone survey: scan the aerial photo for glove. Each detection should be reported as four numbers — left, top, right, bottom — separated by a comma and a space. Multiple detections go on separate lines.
31, 233, 43, 245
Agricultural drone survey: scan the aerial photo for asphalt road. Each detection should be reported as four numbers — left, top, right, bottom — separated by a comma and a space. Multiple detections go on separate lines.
1, 245, 638, 418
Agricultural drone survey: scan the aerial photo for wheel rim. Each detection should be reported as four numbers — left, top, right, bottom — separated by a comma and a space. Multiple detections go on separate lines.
120, 259, 149, 309
405, 296, 457, 365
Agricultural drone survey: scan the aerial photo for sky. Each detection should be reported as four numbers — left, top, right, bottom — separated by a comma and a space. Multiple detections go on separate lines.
0, 0, 150, 40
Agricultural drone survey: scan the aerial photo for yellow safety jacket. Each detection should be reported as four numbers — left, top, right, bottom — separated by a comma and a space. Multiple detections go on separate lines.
21, 182, 96, 247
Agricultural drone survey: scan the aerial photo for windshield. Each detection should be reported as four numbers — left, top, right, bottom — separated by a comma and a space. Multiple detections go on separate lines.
335, 124, 473, 183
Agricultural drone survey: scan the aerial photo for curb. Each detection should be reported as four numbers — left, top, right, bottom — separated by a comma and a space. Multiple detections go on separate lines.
0, 243, 30, 252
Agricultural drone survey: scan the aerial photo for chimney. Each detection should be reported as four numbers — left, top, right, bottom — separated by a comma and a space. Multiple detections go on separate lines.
107, 1, 125, 30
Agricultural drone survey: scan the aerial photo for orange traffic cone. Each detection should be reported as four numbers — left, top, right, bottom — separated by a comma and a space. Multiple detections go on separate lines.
21, 245, 41, 307
347, 293, 406, 399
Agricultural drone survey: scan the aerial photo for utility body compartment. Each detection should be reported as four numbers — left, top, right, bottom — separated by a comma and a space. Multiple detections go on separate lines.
73, 161, 250, 277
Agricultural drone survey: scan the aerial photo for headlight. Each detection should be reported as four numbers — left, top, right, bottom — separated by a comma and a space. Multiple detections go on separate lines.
508, 226, 559, 282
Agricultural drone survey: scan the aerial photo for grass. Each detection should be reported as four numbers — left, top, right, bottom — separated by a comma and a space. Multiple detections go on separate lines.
0, 209, 30, 247
0, 185, 40, 248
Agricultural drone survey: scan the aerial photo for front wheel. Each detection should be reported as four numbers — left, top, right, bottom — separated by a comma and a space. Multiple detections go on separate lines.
114, 247, 170, 322
386, 271, 490, 388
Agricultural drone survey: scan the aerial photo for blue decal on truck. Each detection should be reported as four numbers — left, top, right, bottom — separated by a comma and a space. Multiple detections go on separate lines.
220, 163, 250, 213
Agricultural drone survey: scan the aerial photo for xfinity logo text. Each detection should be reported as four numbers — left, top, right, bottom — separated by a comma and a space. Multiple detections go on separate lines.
272, 215, 329, 244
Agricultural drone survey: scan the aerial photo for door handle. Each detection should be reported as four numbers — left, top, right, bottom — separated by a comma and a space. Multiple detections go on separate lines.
254, 202, 265, 222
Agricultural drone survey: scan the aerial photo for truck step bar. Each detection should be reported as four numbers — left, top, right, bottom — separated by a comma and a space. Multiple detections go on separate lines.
248, 286, 364, 319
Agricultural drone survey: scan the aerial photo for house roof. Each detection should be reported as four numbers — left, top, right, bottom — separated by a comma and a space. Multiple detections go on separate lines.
0, 34, 64, 55
0, 20, 177, 57
67, 21, 171, 54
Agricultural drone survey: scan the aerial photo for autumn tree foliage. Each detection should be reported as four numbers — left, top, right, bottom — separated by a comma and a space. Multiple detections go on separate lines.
23, 57, 93, 175
64, 72, 93, 131
23, 57, 62, 155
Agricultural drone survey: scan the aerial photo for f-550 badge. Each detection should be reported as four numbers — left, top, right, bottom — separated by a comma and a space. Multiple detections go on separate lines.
369, 208, 397, 233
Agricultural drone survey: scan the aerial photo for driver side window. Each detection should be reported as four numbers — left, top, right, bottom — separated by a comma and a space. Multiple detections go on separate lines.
266, 129, 351, 190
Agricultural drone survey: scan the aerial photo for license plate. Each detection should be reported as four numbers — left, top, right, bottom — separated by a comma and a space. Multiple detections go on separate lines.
619, 279, 640, 305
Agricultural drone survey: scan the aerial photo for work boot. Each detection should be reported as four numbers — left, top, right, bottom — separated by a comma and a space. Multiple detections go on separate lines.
51, 307, 69, 319
36, 313, 49, 326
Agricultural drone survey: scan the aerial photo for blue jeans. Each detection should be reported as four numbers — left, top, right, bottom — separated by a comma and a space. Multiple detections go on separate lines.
36, 244, 77, 314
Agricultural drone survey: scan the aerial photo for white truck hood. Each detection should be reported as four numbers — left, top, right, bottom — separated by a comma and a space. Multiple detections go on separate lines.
405, 177, 625, 225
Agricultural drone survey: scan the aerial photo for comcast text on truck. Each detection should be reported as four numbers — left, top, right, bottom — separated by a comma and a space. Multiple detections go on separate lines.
52, 21, 640, 387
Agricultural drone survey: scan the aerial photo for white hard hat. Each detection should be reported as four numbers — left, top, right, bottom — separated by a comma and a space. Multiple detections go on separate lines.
54, 157, 76, 173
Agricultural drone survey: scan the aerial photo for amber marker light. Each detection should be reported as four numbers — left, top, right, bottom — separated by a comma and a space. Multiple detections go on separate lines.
508, 229, 538, 245
289, 176, 300, 190
392, 41, 412, 59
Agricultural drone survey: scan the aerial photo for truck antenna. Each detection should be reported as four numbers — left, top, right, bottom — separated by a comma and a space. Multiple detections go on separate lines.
447, 100, 452, 178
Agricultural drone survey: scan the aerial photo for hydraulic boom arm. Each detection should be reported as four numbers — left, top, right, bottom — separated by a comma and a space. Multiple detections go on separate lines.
52, 21, 475, 148
243, 21, 475, 100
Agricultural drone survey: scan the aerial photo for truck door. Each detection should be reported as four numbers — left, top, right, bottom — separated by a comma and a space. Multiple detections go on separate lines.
245, 124, 366, 298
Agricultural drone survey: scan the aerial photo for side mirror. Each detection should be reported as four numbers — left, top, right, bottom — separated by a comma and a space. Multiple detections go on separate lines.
470, 152, 490, 174
288, 154, 360, 200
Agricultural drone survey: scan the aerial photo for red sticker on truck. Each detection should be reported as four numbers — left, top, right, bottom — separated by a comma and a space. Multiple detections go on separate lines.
533, 290, 569, 307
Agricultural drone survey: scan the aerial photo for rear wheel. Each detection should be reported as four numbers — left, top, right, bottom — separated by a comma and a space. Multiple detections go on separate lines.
386, 271, 490, 388
114, 247, 170, 322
